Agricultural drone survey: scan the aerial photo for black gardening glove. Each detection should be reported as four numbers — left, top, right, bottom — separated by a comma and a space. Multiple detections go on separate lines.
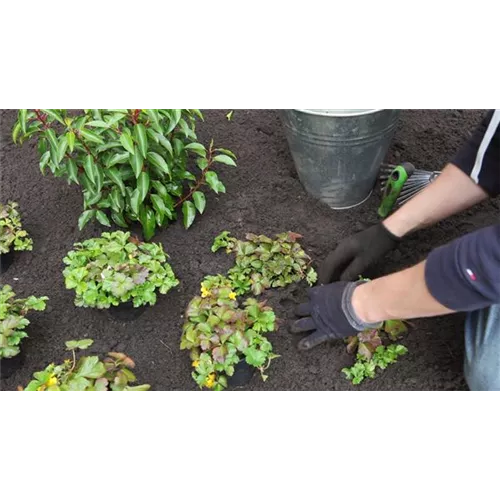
318, 223, 401, 284
290, 281, 382, 350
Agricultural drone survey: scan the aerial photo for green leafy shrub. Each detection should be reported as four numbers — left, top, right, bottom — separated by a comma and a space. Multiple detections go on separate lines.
63, 231, 178, 309
0, 201, 33, 254
180, 283, 279, 391
23, 339, 150, 391
13, 109, 237, 240
211, 231, 317, 295
0, 285, 48, 359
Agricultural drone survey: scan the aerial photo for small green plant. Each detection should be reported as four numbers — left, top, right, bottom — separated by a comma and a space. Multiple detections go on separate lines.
211, 231, 317, 295
13, 109, 237, 239
23, 339, 150, 391
63, 231, 178, 309
0, 201, 33, 254
342, 344, 408, 385
180, 283, 279, 391
0, 285, 48, 359
342, 319, 409, 385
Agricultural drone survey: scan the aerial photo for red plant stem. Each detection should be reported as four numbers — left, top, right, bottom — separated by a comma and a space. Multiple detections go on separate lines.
174, 148, 213, 208
34, 109, 48, 128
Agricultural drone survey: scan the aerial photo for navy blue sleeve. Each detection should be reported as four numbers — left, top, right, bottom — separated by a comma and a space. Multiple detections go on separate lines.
452, 110, 500, 197
425, 224, 500, 311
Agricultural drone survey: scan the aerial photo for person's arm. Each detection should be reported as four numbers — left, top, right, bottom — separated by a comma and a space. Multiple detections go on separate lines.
353, 224, 500, 323
385, 110, 500, 238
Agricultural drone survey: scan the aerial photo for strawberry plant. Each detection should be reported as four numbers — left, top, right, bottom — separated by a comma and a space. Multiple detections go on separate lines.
0, 285, 48, 359
211, 231, 317, 295
63, 231, 178, 309
13, 109, 237, 240
180, 283, 278, 391
342, 344, 408, 385
343, 319, 409, 385
0, 201, 33, 254
23, 339, 150, 391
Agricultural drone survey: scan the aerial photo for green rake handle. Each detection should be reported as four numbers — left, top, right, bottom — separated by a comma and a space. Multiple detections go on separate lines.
378, 163, 415, 218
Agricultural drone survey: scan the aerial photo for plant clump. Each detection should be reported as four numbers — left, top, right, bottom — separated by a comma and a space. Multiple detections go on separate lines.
63, 231, 178, 309
342, 319, 409, 385
23, 339, 150, 391
13, 109, 237, 239
0, 285, 48, 359
0, 201, 33, 254
210, 231, 317, 295
180, 283, 278, 391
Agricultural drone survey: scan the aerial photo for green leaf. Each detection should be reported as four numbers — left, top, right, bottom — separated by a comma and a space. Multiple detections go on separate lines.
96, 210, 111, 227
67, 159, 79, 184
57, 135, 68, 163
67, 131, 76, 152
226, 111, 233, 121
45, 128, 59, 151
156, 134, 173, 156
130, 147, 143, 179
87, 120, 109, 128
109, 187, 125, 213
80, 128, 104, 144
111, 211, 128, 228
12, 122, 21, 144
147, 152, 171, 177
205, 171, 223, 194
192, 191, 206, 214
19, 109, 28, 133
78, 210, 96, 230
214, 148, 237, 160
120, 131, 135, 155
182, 201, 196, 229
185, 142, 206, 157
151, 194, 167, 218
213, 154, 236, 167
65, 339, 94, 350
42, 109, 65, 125
105, 168, 126, 196
84, 155, 97, 185
108, 152, 130, 167
130, 189, 141, 215
137, 171, 150, 203
139, 205, 156, 241
77, 356, 106, 379
134, 124, 148, 158
39, 151, 50, 173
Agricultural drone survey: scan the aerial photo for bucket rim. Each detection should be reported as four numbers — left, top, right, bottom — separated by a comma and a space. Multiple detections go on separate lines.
293, 109, 386, 117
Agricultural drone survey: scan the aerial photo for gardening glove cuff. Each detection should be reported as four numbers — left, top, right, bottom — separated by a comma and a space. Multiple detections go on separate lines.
291, 281, 382, 350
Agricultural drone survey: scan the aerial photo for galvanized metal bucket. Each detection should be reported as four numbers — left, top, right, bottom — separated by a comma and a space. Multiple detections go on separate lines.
281, 109, 401, 209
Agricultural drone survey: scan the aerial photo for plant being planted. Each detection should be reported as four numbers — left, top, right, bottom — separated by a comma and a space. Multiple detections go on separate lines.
342, 319, 409, 385
0, 201, 33, 254
180, 284, 278, 391
23, 339, 150, 391
0, 285, 48, 359
63, 231, 178, 309
211, 231, 317, 296
13, 109, 237, 239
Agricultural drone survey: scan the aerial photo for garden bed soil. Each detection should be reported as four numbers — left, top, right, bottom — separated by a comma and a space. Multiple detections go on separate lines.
1, 109, 497, 391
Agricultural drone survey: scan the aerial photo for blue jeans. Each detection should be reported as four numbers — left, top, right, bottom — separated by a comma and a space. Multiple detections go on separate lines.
464, 304, 500, 391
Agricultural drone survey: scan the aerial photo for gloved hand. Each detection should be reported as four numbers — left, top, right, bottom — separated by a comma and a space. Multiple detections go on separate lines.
318, 222, 401, 284
290, 281, 382, 350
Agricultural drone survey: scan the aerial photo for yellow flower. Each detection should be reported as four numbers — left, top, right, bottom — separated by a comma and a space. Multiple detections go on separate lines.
37, 386, 45, 391
229, 292, 237, 300
205, 373, 216, 389
192, 360, 200, 368
201, 285, 211, 298
47, 377, 58, 387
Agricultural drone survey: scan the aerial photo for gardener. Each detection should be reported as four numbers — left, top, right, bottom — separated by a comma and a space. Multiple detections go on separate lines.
291, 110, 500, 390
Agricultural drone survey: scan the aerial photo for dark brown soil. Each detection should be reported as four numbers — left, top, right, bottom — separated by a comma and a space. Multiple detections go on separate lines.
1, 109, 496, 391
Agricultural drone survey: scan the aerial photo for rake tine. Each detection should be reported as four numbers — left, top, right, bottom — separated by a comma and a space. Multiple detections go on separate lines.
398, 188, 426, 204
